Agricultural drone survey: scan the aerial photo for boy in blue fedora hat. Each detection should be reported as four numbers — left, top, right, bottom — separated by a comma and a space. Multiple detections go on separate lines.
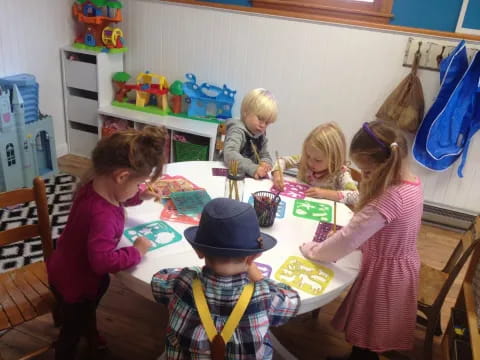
151, 198, 300, 360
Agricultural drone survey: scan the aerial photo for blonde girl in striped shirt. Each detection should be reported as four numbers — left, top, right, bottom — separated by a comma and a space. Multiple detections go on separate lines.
301, 120, 423, 360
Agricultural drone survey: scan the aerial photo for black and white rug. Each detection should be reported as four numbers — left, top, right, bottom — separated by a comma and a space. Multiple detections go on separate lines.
0, 174, 76, 272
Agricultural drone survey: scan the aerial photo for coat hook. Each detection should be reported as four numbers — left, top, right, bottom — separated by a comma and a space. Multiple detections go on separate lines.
436, 46, 446, 67
416, 41, 423, 55
413, 41, 422, 66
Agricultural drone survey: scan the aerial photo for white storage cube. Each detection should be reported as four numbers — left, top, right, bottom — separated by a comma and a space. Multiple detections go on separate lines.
65, 59, 97, 92
66, 94, 98, 127
68, 127, 99, 158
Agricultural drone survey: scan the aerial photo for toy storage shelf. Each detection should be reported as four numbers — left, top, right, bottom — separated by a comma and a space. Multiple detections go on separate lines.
61, 45, 124, 158
97, 105, 218, 161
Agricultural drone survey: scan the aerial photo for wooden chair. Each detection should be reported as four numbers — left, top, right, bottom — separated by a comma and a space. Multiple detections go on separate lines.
348, 166, 362, 184
215, 123, 227, 152
213, 123, 227, 161
417, 216, 480, 360
0, 177, 57, 360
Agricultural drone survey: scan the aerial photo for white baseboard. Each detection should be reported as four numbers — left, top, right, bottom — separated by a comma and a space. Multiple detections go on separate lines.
56, 143, 69, 157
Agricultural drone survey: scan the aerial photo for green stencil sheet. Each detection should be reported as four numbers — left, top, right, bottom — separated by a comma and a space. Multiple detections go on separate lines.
170, 190, 211, 215
124, 221, 182, 251
293, 199, 332, 222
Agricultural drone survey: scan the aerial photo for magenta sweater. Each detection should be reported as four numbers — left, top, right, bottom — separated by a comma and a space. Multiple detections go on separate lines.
47, 182, 142, 303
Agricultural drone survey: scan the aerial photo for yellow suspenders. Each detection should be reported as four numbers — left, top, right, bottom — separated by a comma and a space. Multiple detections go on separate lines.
192, 278, 254, 359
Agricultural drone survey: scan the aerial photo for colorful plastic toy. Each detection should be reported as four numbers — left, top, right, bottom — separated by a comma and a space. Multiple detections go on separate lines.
182, 73, 236, 119
169, 80, 184, 114
72, 0, 127, 53
0, 74, 58, 191
112, 71, 169, 112
135, 72, 169, 110
112, 71, 131, 102
112, 72, 235, 122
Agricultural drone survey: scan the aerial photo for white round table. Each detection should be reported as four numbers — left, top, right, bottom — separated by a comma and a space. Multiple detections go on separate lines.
116, 161, 361, 359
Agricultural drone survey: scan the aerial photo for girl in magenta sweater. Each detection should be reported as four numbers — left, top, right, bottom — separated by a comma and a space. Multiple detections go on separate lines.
47, 126, 167, 359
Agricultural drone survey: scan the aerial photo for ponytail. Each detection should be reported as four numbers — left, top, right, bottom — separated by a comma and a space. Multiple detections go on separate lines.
351, 121, 407, 210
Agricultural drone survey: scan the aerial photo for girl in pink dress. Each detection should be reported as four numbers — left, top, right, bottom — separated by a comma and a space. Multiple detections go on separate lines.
301, 120, 423, 360
47, 126, 167, 360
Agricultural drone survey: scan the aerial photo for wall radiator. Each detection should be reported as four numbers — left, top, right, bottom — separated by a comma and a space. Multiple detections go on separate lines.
423, 202, 476, 231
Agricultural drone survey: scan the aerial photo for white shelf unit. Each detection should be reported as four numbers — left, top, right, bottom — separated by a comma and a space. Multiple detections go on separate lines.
97, 105, 219, 161
61, 46, 124, 158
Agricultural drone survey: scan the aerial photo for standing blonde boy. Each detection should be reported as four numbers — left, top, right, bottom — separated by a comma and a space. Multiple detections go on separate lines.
223, 88, 278, 178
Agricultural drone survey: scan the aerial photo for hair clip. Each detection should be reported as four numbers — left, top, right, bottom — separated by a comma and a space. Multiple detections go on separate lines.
390, 142, 399, 149
257, 236, 264, 249
149, 167, 157, 177
362, 122, 390, 154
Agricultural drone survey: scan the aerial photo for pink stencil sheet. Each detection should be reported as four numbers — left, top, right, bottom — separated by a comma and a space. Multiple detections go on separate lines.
313, 222, 343, 243
271, 180, 309, 199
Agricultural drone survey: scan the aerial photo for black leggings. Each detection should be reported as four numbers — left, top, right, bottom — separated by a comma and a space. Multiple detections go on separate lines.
52, 275, 110, 360
351, 346, 379, 360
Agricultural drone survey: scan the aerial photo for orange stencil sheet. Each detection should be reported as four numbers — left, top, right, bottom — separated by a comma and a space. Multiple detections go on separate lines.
153, 175, 202, 198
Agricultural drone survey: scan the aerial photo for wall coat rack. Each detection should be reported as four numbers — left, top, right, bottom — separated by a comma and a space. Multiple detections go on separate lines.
403, 37, 480, 71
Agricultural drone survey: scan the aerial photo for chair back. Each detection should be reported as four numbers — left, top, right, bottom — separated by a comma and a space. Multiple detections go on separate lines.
443, 216, 479, 274
348, 167, 362, 184
433, 231, 480, 310
472, 215, 480, 239
0, 177, 53, 261
215, 123, 227, 151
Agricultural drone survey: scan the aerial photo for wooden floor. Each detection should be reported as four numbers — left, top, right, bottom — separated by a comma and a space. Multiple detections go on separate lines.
0, 155, 469, 359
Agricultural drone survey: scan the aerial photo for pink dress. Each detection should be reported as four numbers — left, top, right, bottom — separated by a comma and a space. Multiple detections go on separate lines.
301, 180, 423, 352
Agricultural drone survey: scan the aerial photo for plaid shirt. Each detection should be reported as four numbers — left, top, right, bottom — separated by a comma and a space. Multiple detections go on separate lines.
151, 266, 300, 360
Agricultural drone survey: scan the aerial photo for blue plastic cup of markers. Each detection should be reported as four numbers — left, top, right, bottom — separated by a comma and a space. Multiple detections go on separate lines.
253, 191, 281, 227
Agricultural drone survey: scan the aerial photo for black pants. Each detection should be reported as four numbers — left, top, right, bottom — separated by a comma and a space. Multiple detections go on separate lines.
328, 346, 380, 360
350, 346, 379, 360
52, 275, 110, 360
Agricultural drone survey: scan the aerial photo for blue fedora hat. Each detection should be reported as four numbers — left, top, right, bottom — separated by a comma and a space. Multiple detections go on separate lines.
184, 198, 277, 257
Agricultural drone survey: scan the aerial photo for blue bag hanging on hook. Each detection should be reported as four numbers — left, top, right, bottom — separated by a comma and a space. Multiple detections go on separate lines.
425, 50, 480, 177
413, 40, 469, 172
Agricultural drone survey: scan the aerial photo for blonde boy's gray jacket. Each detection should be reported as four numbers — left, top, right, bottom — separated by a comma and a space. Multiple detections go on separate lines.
223, 119, 273, 177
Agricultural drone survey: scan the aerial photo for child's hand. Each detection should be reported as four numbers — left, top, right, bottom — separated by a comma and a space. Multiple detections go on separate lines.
140, 183, 160, 201
272, 171, 285, 191
260, 162, 272, 173
248, 262, 264, 281
133, 236, 152, 256
140, 189, 160, 201
254, 163, 270, 179
305, 187, 328, 199
299, 242, 318, 260
254, 167, 266, 179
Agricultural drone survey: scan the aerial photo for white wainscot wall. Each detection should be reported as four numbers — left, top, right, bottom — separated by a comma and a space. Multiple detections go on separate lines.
122, 0, 480, 213
0, 0, 75, 157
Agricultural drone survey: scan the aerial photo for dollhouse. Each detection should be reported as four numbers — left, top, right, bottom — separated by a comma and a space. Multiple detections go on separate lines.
72, 0, 126, 52
183, 73, 236, 119
0, 74, 58, 192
